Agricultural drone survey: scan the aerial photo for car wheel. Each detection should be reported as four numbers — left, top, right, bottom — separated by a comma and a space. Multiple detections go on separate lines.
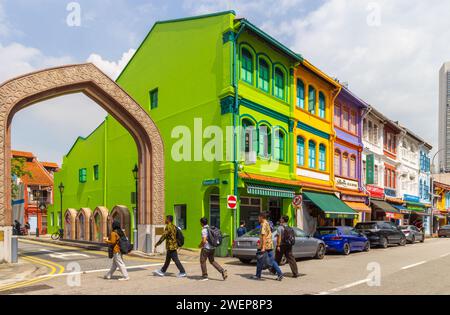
315, 244, 325, 259
380, 237, 388, 249
239, 258, 252, 264
411, 235, 416, 244
363, 241, 370, 252
399, 237, 407, 246
343, 243, 351, 256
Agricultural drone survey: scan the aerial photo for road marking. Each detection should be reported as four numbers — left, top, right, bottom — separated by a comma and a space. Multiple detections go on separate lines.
401, 261, 427, 270
318, 279, 370, 295
0, 255, 64, 293
440, 253, 450, 258
40, 248, 91, 260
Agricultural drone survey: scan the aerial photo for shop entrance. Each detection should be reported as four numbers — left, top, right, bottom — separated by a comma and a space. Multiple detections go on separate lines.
268, 198, 282, 224
240, 197, 261, 230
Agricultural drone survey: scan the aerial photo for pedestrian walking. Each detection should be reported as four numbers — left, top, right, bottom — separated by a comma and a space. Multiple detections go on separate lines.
104, 220, 129, 281
153, 215, 187, 278
272, 215, 299, 278
237, 221, 247, 237
14, 220, 21, 236
199, 217, 227, 281
251, 212, 283, 281
25, 222, 31, 236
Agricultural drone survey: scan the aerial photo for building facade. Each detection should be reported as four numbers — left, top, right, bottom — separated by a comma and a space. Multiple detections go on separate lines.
438, 62, 450, 172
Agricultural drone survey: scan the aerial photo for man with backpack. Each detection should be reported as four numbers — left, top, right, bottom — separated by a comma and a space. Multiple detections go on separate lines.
273, 215, 299, 278
153, 215, 187, 278
199, 217, 227, 281
104, 220, 130, 281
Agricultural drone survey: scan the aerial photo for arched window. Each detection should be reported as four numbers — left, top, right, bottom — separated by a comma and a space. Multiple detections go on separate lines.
241, 48, 253, 84
308, 86, 316, 114
258, 124, 271, 158
319, 92, 326, 119
350, 155, 356, 178
274, 130, 285, 161
297, 137, 305, 166
334, 150, 341, 176
335, 104, 341, 127
342, 153, 349, 177
350, 111, 357, 133
296, 79, 305, 109
308, 141, 316, 169
319, 144, 326, 171
274, 68, 285, 100
342, 107, 349, 130
258, 59, 269, 92
241, 119, 257, 155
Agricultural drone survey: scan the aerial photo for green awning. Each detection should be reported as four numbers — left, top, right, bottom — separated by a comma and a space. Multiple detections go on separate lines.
371, 200, 399, 213
247, 184, 296, 198
303, 191, 358, 219
406, 202, 426, 212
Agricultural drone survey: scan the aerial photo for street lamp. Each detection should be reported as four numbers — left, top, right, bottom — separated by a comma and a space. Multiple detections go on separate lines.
58, 182, 64, 237
35, 190, 40, 237
430, 149, 445, 236
132, 164, 139, 251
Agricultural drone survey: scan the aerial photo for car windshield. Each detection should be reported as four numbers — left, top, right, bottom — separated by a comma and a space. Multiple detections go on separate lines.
399, 226, 409, 230
316, 228, 338, 235
355, 223, 377, 230
243, 227, 276, 237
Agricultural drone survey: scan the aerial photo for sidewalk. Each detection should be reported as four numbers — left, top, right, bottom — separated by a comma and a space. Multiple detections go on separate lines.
0, 259, 47, 287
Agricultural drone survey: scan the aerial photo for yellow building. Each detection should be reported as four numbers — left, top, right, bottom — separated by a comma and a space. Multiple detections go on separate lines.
294, 60, 358, 232
434, 181, 449, 232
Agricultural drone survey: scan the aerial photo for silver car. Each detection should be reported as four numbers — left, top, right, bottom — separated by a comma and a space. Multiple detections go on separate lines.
232, 227, 326, 264
399, 225, 425, 243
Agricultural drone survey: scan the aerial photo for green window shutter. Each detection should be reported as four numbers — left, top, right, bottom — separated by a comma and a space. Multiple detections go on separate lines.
274, 68, 285, 100
297, 80, 305, 109
241, 49, 253, 84
279, 133, 285, 161
308, 86, 316, 114
319, 144, 326, 171
297, 137, 305, 166
79, 168, 87, 183
319, 92, 326, 119
258, 60, 269, 92
309, 141, 316, 169
150, 89, 158, 109
252, 127, 258, 155
93, 165, 99, 180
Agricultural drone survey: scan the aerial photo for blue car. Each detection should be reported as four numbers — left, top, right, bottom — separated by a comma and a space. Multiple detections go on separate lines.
314, 226, 370, 255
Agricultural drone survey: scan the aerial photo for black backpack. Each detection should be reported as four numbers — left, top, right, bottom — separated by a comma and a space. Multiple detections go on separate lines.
176, 226, 185, 247
207, 226, 223, 248
282, 226, 296, 247
118, 234, 133, 255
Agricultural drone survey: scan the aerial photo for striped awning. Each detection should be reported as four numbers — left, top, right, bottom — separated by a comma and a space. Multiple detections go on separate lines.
247, 184, 296, 198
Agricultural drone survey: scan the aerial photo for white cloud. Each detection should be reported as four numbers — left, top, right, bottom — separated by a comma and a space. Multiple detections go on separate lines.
0, 1, 9, 37
87, 48, 136, 80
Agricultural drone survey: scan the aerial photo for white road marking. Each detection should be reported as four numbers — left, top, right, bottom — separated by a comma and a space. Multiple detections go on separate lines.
440, 253, 450, 258
35, 263, 164, 279
401, 261, 427, 270
317, 279, 370, 295
40, 249, 91, 260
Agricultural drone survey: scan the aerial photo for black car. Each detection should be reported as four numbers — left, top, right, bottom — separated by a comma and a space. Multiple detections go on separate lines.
355, 221, 407, 248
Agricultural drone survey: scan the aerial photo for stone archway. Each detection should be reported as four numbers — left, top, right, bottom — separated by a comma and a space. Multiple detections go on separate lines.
0, 64, 165, 262
76, 208, 92, 241
92, 207, 109, 242
111, 206, 131, 238
64, 209, 77, 240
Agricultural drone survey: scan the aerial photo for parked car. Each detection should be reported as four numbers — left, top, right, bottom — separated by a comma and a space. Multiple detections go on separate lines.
314, 226, 370, 255
355, 221, 407, 248
438, 225, 450, 237
232, 227, 326, 264
399, 225, 425, 243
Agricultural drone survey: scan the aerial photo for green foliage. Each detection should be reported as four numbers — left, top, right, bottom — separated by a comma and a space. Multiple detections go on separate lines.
11, 157, 32, 199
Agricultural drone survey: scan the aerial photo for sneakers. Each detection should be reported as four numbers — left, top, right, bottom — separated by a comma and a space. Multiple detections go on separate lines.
200, 277, 209, 282
103, 275, 111, 280
118, 277, 130, 281
153, 269, 165, 277
222, 270, 228, 280
177, 272, 187, 278
276, 275, 284, 281
250, 275, 262, 280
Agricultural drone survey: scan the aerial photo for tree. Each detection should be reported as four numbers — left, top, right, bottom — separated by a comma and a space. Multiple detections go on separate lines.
11, 157, 32, 199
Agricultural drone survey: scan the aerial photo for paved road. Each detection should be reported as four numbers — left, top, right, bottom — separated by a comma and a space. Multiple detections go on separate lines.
2, 237, 450, 295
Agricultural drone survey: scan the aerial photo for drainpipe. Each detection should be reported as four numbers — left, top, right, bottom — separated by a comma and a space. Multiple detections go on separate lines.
232, 24, 246, 241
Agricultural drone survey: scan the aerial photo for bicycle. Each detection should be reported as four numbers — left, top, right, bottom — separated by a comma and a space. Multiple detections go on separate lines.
51, 228, 64, 240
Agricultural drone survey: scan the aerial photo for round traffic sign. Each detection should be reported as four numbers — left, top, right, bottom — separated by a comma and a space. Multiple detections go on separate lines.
292, 195, 303, 207
227, 195, 237, 209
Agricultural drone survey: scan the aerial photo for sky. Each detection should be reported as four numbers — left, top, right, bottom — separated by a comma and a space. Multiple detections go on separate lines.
1, 0, 446, 164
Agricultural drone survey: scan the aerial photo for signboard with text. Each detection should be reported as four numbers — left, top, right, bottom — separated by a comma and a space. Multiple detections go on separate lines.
366, 184, 385, 199
366, 154, 375, 185
336, 177, 359, 190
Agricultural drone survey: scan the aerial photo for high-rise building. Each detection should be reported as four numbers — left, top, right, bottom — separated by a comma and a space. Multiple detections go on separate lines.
438, 62, 450, 172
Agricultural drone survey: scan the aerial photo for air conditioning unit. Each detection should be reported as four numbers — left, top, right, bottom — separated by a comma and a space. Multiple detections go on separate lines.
245, 151, 257, 165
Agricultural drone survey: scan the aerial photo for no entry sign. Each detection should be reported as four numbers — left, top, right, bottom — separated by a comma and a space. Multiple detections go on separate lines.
227, 195, 238, 210
292, 195, 303, 208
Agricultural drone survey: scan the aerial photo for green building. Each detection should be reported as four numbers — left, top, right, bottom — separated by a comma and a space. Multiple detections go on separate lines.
48, 11, 305, 250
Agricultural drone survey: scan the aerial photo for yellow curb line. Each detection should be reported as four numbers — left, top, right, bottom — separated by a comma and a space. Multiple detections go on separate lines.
0, 256, 64, 293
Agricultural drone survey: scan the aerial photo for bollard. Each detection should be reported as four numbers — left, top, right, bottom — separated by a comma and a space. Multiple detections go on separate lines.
145, 233, 152, 254
11, 236, 18, 263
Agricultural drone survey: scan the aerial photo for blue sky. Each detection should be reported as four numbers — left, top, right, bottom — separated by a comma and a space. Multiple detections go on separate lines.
2, 0, 447, 163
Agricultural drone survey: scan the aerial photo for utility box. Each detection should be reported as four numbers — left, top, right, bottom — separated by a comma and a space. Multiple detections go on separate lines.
215, 234, 230, 257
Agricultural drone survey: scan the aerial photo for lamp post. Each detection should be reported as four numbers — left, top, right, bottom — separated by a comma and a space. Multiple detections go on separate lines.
35, 190, 40, 237
132, 164, 139, 251
58, 182, 64, 237
430, 149, 445, 237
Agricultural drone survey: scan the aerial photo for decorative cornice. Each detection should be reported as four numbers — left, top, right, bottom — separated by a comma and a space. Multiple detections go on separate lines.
240, 98, 290, 124
297, 122, 330, 140
220, 95, 235, 115
222, 30, 235, 44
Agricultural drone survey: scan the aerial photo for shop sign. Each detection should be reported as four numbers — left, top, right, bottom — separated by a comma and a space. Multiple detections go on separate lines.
336, 177, 359, 190
384, 188, 397, 198
366, 154, 375, 185
341, 194, 366, 203
404, 194, 420, 203
325, 213, 358, 219
366, 185, 384, 199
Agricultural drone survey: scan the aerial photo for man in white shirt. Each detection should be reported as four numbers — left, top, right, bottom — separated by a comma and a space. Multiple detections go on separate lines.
198, 217, 227, 281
